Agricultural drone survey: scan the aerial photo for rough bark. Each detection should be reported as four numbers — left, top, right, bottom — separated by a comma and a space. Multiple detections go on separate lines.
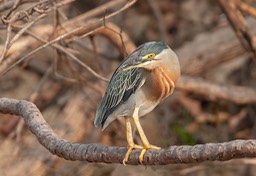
0, 98, 256, 165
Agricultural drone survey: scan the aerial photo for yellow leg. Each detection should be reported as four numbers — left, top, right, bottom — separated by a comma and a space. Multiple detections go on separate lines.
132, 107, 161, 163
123, 116, 143, 165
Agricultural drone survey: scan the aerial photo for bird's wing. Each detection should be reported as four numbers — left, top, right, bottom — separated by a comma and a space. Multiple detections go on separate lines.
94, 68, 144, 128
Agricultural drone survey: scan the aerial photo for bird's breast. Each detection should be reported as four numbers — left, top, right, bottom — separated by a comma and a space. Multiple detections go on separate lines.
131, 65, 178, 117
146, 66, 176, 102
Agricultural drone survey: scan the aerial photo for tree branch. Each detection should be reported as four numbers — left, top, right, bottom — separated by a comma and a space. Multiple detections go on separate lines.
217, 0, 256, 59
177, 76, 256, 104
0, 97, 256, 165
176, 16, 256, 75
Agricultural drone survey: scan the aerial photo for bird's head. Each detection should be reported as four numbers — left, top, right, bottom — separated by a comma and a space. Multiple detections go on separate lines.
121, 41, 180, 75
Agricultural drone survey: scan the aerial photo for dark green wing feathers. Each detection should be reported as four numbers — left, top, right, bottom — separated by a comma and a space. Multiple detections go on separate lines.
94, 68, 144, 128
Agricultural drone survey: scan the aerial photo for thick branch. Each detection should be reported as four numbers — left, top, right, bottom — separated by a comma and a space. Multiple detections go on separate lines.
0, 98, 256, 165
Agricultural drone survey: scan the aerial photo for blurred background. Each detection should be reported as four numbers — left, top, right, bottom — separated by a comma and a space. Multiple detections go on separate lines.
0, 0, 256, 175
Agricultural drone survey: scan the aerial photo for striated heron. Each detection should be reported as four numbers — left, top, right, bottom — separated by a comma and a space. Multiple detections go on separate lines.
94, 41, 180, 164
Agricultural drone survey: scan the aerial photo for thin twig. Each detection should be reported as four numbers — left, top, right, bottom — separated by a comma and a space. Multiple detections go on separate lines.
92, 22, 136, 56
0, 0, 15, 12
0, 0, 74, 63
63, 0, 128, 27
25, 30, 109, 82
89, 36, 102, 72
0, 24, 12, 63
4, 0, 22, 19
0, 0, 137, 77
2, 0, 51, 23
0, 0, 136, 79
9, 13, 47, 48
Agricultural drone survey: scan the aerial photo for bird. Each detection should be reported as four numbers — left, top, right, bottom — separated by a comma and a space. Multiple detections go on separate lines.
94, 41, 180, 164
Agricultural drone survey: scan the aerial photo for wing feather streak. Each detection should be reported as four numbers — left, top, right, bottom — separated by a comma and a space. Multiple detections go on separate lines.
94, 68, 144, 128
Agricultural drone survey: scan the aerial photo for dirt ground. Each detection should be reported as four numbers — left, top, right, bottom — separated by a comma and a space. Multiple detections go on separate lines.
1, 0, 256, 175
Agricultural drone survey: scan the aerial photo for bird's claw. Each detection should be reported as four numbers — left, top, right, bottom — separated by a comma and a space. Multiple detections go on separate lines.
139, 145, 161, 163
123, 144, 161, 165
123, 144, 143, 165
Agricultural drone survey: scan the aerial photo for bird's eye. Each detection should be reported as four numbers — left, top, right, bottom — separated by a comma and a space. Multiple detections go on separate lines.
143, 53, 155, 59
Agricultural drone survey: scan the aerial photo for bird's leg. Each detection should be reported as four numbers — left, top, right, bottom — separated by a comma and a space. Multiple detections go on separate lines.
123, 116, 143, 165
132, 107, 161, 163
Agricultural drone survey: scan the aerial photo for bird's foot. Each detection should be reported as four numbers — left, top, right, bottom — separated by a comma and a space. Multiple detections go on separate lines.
123, 144, 143, 165
139, 144, 161, 163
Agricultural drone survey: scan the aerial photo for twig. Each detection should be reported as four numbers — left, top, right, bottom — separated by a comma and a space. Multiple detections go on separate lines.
9, 13, 47, 48
30, 64, 54, 103
147, 0, 166, 41
0, 0, 74, 63
0, 0, 134, 74
0, 97, 256, 165
217, 0, 256, 59
237, 0, 256, 17
92, 22, 136, 56
0, 24, 12, 63
0, 0, 137, 78
89, 36, 102, 72
4, 0, 22, 19
63, 0, 128, 27
0, 21, 136, 83
0, 0, 73, 63
0, 0, 15, 12
25, 30, 109, 82
2, 0, 52, 23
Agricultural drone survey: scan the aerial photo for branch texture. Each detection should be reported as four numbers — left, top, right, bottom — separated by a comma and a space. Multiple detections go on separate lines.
0, 98, 256, 165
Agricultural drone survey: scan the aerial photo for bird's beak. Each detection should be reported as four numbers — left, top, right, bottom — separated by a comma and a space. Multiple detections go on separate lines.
122, 58, 157, 71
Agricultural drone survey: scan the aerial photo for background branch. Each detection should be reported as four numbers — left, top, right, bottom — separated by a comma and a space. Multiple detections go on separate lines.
217, 0, 256, 59
0, 0, 136, 76
177, 76, 256, 104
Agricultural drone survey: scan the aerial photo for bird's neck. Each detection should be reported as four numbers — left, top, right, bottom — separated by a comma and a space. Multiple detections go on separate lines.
142, 65, 178, 101
147, 64, 179, 84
